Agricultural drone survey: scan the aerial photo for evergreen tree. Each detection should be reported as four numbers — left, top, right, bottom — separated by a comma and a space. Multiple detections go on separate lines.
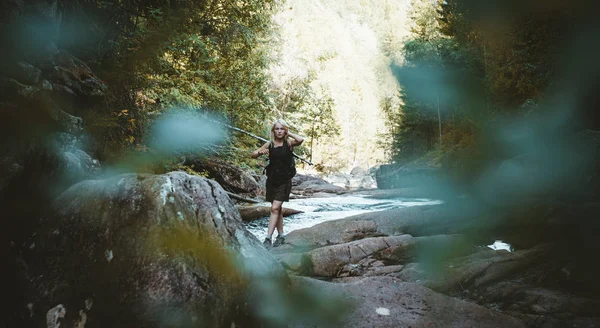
299, 87, 339, 163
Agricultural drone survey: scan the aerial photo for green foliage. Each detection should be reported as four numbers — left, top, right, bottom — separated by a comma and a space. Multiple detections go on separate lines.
436, 0, 476, 44
268, 70, 342, 167
408, 0, 442, 41
385, 0, 570, 171
75, 0, 280, 166
388, 34, 482, 164
272, 74, 316, 117
299, 86, 340, 162
436, 0, 566, 108
483, 15, 560, 107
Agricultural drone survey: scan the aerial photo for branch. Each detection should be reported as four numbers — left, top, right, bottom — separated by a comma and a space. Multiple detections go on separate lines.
225, 191, 261, 203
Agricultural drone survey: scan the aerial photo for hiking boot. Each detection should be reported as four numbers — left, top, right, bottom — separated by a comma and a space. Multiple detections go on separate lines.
263, 237, 272, 249
273, 235, 285, 247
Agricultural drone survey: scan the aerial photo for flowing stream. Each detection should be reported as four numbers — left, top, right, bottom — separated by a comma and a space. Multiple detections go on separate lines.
245, 194, 443, 241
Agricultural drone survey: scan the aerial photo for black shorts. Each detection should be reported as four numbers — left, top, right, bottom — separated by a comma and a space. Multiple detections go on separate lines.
265, 178, 292, 202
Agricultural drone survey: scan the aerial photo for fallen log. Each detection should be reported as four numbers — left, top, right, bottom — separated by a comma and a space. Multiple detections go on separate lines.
199, 112, 313, 166
237, 205, 303, 222
225, 191, 261, 203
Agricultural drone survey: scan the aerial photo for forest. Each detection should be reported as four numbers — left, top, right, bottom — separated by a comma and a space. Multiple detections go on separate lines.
2, 0, 599, 327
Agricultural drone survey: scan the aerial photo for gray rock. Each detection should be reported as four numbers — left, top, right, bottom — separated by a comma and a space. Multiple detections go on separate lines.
302, 235, 415, 277
47, 51, 107, 109
52, 132, 79, 149
393, 244, 551, 293
292, 173, 328, 187
291, 174, 344, 194
482, 281, 600, 317
384, 234, 471, 263
349, 174, 377, 190
295, 182, 345, 195
471, 280, 600, 327
289, 276, 526, 328
50, 104, 83, 134
12, 61, 42, 85
273, 253, 304, 271
59, 148, 100, 180
50, 83, 76, 110
285, 219, 380, 249
19, 172, 286, 327
189, 158, 260, 194
41, 79, 53, 90
323, 173, 350, 188
324, 172, 376, 190
300, 234, 469, 278
363, 264, 405, 277
0, 77, 39, 101
350, 166, 366, 176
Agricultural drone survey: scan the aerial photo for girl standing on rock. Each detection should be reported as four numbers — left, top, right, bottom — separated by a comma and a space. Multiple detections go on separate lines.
251, 119, 303, 248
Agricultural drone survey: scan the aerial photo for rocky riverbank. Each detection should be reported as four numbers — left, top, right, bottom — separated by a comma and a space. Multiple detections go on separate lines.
8, 162, 600, 327
191, 158, 600, 327
268, 200, 600, 327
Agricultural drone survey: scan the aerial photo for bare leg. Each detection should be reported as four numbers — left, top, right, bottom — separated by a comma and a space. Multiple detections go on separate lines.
276, 207, 284, 235
267, 200, 283, 237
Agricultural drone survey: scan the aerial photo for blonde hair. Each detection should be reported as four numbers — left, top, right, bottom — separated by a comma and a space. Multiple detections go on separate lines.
269, 118, 289, 146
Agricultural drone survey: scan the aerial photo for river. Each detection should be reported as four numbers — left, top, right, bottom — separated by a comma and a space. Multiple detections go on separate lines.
244, 193, 443, 241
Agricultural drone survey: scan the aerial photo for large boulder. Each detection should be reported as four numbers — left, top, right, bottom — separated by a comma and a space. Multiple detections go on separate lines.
47, 51, 107, 111
290, 276, 526, 328
292, 173, 326, 187
292, 173, 345, 195
16, 172, 286, 327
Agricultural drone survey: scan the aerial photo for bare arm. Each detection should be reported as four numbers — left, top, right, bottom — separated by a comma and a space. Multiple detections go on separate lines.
287, 131, 304, 147
251, 142, 270, 158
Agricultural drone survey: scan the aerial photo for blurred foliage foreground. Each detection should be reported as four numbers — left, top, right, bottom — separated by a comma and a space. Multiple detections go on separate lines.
0, 0, 334, 326
376, 0, 600, 295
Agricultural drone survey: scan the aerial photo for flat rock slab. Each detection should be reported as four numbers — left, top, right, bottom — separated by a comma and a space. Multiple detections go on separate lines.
394, 244, 551, 293
290, 276, 526, 328
285, 220, 380, 249
237, 205, 303, 222
284, 202, 484, 250
303, 235, 415, 277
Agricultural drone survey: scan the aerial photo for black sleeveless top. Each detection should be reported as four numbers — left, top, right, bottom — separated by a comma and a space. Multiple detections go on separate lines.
266, 141, 295, 184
